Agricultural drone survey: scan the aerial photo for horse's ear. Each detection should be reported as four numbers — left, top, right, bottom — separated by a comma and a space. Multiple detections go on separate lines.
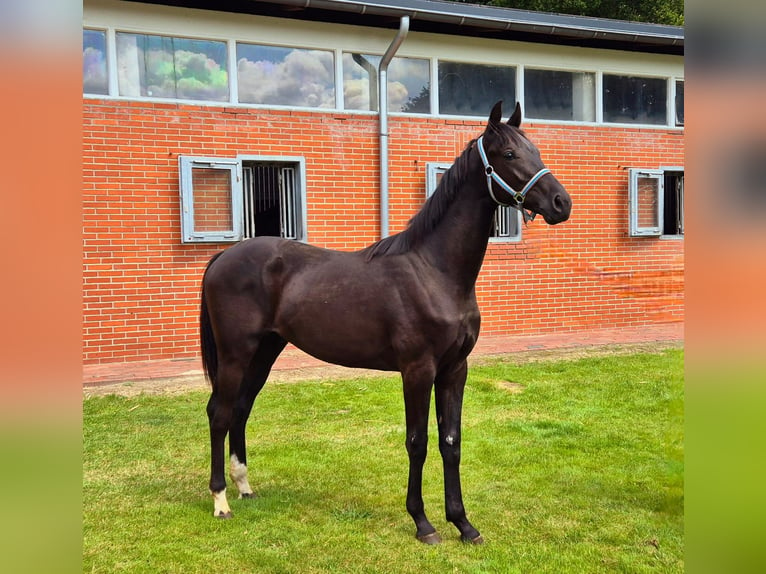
507, 101, 522, 127
488, 100, 503, 126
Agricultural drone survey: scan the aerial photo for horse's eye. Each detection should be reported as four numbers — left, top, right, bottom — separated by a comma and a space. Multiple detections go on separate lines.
503, 151, 516, 160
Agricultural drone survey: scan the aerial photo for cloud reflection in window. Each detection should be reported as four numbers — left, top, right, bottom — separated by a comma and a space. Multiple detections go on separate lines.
237, 44, 335, 108
83, 29, 108, 95
343, 53, 430, 113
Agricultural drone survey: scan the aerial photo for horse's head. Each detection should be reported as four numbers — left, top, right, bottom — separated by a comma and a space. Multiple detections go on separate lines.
478, 101, 571, 225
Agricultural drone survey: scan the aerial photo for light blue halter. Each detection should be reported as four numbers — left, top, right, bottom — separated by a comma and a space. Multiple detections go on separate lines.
476, 135, 551, 223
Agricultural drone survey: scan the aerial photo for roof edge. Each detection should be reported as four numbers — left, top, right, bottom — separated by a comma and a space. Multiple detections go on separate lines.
265, 0, 684, 47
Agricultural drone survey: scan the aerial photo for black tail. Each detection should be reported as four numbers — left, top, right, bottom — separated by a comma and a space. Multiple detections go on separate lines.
200, 251, 225, 389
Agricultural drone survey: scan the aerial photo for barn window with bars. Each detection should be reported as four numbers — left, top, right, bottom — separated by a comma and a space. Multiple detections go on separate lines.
179, 156, 305, 243
628, 168, 684, 237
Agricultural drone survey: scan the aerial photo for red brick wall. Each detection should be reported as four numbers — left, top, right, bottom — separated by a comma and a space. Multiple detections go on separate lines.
83, 100, 684, 364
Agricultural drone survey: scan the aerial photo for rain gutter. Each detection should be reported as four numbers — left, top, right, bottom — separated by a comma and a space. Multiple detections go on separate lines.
251, 0, 683, 50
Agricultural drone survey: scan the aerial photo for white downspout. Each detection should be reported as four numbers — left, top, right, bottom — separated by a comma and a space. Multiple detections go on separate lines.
378, 16, 409, 238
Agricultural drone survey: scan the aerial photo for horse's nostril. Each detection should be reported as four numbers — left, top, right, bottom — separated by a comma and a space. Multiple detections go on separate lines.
553, 194, 564, 212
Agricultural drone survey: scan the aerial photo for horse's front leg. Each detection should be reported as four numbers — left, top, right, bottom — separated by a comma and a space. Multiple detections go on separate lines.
434, 360, 483, 544
402, 362, 441, 544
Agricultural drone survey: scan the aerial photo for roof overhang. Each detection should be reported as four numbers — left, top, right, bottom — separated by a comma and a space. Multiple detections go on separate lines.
124, 0, 684, 55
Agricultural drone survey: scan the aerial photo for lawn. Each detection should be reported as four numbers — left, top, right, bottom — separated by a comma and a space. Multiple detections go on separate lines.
83, 349, 683, 573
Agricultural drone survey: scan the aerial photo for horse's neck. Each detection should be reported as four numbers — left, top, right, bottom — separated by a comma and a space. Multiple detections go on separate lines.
418, 179, 496, 293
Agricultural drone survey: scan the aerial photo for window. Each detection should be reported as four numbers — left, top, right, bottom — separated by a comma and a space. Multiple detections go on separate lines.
87, 27, 683, 127
116, 33, 228, 101
628, 168, 684, 237
342, 53, 430, 113
524, 69, 595, 122
180, 156, 305, 243
603, 75, 667, 125
237, 44, 335, 108
83, 29, 108, 95
663, 170, 685, 236
675, 80, 684, 126
242, 162, 302, 240
427, 163, 520, 241
438, 62, 515, 117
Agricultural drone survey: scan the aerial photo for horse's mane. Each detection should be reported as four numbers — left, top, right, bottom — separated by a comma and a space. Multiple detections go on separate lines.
361, 138, 478, 261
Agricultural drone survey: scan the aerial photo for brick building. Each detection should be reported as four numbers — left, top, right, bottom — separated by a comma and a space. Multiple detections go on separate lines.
83, 0, 684, 365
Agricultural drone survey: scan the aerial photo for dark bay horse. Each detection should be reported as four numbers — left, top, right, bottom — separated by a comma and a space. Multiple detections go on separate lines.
199, 101, 571, 544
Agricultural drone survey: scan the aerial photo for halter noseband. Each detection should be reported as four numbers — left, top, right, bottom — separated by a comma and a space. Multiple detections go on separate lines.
476, 135, 550, 223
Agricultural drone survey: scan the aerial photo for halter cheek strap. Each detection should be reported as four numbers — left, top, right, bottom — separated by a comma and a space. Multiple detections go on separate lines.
476, 135, 551, 223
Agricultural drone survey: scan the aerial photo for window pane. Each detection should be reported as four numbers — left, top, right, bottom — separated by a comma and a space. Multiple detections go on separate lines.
343, 53, 430, 113
603, 75, 667, 125
237, 44, 335, 107
391, 57, 430, 113
116, 33, 228, 101
675, 80, 684, 126
343, 53, 375, 111
192, 168, 233, 232
524, 69, 595, 122
83, 29, 108, 95
438, 62, 515, 116
636, 176, 660, 229
494, 206, 519, 238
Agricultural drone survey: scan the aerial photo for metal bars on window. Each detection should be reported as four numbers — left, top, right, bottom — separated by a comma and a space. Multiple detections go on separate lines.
675, 175, 684, 235
179, 156, 302, 243
279, 167, 298, 239
242, 164, 300, 240
493, 206, 520, 239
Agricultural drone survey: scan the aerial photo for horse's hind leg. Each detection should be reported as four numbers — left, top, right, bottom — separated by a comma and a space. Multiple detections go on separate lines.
228, 333, 287, 499
207, 355, 245, 519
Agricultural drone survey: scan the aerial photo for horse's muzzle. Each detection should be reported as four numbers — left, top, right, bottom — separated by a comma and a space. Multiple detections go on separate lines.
542, 191, 571, 224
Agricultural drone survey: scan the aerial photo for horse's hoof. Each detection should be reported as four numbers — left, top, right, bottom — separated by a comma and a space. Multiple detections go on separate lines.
461, 534, 484, 545
417, 531, 442, 545
214, 511, 233, 519
239, 492, 255, 499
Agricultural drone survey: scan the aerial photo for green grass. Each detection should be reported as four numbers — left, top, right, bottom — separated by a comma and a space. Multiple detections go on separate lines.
83, 349, 683, 573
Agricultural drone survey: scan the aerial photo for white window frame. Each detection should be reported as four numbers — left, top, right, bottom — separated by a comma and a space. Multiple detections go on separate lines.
179, 156, 243, 243
179, 155, 306, 244
628, 167, 684, 238
426, 162, 521, 242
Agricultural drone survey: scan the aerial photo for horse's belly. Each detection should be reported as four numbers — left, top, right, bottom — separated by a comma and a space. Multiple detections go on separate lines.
275, 301, 398, 371
287, 330, 398, 371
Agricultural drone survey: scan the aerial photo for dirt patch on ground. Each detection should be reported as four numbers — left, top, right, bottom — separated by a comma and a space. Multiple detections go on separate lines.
83, 341, 682, 398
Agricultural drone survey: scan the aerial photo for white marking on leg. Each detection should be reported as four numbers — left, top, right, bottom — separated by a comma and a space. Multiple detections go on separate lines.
211, 489, 231, 518
445, 435, 455, 446
230, 454, 254, 498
